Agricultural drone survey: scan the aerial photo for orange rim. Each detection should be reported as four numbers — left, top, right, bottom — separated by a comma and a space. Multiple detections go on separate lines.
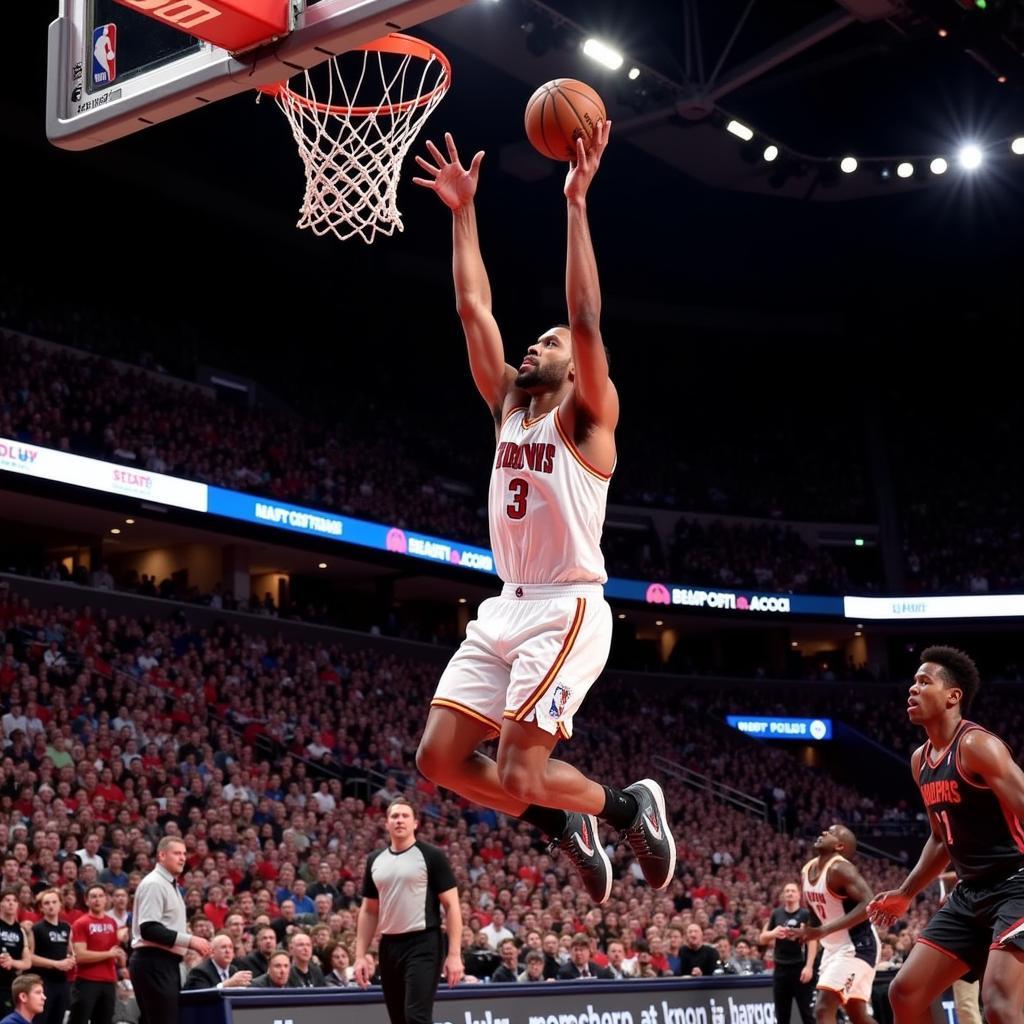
258, 32, 450, 117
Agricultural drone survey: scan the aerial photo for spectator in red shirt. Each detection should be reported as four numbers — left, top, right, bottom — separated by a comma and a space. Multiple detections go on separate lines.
202, 886, 229, 931
68, 885, 125, 1024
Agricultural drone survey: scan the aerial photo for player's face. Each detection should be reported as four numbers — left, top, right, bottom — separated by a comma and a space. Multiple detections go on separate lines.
813, 825, 842, 852
908, 663, 960, 723
515, 328, 573, 391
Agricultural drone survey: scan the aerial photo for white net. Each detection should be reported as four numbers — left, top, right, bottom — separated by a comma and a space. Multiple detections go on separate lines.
264, 35, 451, 244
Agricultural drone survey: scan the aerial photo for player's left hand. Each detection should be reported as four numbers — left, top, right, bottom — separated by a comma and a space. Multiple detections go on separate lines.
564, 119, 611, 203
443, 952, 464, 986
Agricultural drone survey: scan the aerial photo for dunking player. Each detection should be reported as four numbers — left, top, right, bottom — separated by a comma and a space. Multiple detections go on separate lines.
411, 122, 674, 905
869, 647, 1024, 1024
785, 825, 878, 1024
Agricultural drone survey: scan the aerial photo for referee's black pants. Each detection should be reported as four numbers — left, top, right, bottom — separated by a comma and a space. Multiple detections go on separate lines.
129, 947, 182, 1024
379, 928, 443, 1024
773, 963, 816, 1024
68, 980, 116, 1024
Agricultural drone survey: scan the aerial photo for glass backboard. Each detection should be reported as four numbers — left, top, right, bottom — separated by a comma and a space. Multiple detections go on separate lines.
47, 0, 469, 149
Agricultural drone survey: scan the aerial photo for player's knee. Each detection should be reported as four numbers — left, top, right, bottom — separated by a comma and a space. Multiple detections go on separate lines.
415, 737, 449, 784
888, 973, 925, 1015
497, 760, 538, 804
980, 987, 1020, 1024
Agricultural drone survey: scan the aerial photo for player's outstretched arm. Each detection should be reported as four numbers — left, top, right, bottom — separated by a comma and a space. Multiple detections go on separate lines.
412, 133, 515, 424
563, 120, 617, 429
868, 747, 949, 927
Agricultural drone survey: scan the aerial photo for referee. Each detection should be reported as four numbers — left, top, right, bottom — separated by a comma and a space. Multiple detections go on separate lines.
129, 837, 211, 1024
760, 882, 817, 1024
354, 799, 463, 1024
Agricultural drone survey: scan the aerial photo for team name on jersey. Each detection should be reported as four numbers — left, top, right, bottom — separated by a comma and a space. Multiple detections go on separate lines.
921, 779, 961, 806
494, 441, 556, 474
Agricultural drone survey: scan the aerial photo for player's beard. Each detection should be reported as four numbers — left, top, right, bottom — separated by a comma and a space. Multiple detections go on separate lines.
515, 361, 565, 390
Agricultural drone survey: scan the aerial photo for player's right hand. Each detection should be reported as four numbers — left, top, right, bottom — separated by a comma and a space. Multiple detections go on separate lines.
867, 889, 911, 929
353, 956, 372, 989
412, 133, 485, 212
189, 936, 212, 958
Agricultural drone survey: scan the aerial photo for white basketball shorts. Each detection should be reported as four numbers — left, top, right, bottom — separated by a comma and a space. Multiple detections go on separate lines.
817, 943, 877, 1004
431, 582, 612, 739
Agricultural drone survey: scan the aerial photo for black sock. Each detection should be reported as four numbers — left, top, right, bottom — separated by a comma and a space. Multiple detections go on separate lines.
520, 804, 569, 839
600, 787, 639, 829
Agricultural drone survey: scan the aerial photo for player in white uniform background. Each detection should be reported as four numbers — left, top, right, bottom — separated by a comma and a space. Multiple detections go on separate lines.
411, 122, 674, 905
787, 824, 879, 1024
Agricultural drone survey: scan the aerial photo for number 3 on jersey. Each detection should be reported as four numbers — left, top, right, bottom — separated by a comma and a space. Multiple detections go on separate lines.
506, 478, 529, 520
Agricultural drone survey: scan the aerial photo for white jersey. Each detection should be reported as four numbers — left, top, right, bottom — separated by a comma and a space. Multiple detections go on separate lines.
802, 855, 879, 960
488, 406, 610, 585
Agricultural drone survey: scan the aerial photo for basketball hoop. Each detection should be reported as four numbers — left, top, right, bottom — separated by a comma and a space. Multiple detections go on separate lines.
259, 34, 451, 244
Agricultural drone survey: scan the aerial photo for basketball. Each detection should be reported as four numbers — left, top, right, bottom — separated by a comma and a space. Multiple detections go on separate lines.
525, 79, 607, 162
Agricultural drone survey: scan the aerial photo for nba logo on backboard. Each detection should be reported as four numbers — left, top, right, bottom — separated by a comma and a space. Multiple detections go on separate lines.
92, 24, 117, 87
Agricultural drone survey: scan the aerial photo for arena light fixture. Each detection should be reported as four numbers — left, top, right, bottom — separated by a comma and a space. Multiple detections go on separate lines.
791, 641, 799, 648
763, 144, 779, 162
628, 67, 640, 80
582, 38, 623, 71
318, 562, 327, 569
897, 162, 914, 178
959, 144, 983, 169
458, 597, 467, 604
655, 620, 664, 626
930, 157, 948, 174
125, 518, 135, 524
617, 613, 626, 620
110, 528, 121, 534
726, 119, 754, 141
840, 156, 858, 173
854, 537, 865, 546
937, 27, 949, 37
1012, 138, 1024, 155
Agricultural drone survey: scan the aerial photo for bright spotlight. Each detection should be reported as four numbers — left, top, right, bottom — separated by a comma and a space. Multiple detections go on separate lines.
1011, 137, 1024, 156
840, 156, 858, 173
959, 144, 983, 170
896, 162, 914, 178
582, 38, 623, 70
762, 144, 779, 162
627, 67, 640, 80
726, 119, 754, 142
930, 157, 948, 174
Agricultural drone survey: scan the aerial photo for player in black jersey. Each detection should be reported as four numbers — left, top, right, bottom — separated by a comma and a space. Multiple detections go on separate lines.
869, 646, 1024, 1024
